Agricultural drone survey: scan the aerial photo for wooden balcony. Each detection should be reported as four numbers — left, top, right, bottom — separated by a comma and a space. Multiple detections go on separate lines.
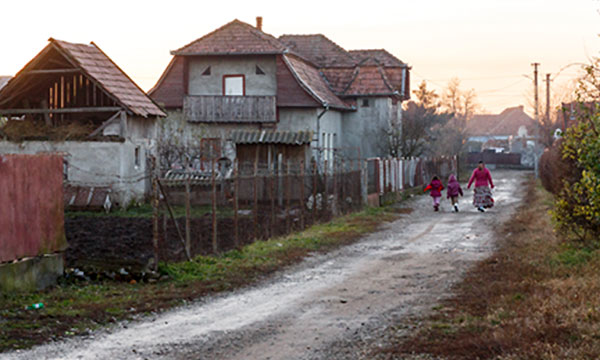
184, 95, 276, 123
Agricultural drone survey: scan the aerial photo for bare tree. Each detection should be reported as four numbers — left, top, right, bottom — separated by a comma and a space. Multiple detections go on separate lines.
385, 81, 452, 157
431, 78, 479, 156
157, 111, 208, 173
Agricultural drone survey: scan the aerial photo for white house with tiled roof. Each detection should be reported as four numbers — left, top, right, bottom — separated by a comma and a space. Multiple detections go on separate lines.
150, 18, 410, 163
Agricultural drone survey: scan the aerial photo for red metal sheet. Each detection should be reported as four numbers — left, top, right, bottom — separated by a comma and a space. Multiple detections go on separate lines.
0, 154, 66, 263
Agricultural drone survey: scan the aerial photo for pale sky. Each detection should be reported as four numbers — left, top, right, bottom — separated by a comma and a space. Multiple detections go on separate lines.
1, 0, 599, 114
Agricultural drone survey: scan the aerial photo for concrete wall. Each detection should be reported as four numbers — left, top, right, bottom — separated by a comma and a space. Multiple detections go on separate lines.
188, 56, 277, 96
0, 254, 63, 292
0, 140, 151, 206
342, 97, 393, 159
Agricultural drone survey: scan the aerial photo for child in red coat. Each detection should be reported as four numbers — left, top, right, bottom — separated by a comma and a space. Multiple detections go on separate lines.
424, 176, 444, 212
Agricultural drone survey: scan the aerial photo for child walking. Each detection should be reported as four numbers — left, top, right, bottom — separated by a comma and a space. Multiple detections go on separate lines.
424, 176, 444, 212
446, 174, 463, 212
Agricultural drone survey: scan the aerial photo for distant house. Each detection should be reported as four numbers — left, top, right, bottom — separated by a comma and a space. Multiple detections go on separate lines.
0, 38, 166, 206
466, 105, 536, 152
149, 18, 410, 168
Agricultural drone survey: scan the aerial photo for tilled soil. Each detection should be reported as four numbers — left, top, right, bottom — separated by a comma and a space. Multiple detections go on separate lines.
6, 170, 527, 360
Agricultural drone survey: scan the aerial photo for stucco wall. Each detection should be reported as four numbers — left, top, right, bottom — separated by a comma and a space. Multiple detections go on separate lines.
188, 56, 277, 96
342, 97, 393, 159
0, 140, 151, 206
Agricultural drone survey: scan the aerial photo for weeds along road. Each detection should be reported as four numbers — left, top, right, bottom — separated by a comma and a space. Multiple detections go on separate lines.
6, 170, 528, 360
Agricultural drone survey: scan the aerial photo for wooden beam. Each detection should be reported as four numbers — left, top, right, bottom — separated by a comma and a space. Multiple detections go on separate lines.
87, 111, 121, 138
22, 69, 80, 75
0, 106, 122, 115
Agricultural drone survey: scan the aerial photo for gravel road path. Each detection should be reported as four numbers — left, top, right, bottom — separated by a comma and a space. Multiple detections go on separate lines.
5, 170, 528, 360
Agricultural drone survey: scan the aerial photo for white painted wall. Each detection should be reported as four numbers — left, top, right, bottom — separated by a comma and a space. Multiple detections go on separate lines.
188, 56, 277, 96
342, 97, 393, 159
0, 139, 152, 207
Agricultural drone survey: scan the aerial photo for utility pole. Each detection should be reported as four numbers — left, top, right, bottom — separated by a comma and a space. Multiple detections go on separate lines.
545, 73, 551, 126
531, 63, 540, 123
531, 62, 540, 179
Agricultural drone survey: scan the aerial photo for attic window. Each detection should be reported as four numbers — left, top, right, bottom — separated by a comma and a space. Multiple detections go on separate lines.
255, 65, 265, 75
202, 66, 211, 76
362, 99, 370, 107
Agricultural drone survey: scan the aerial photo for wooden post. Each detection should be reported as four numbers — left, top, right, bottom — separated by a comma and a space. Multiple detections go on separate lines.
312, 160, 317, 224
270, 160, 275, 238
340, 158, 345, 214
151, 158, 159, 270
185, 177, 191, 258
299, 160, 305, 230
323, 159, 328, 219
253, 154, 259, 240
233, 159, 239, 247
211, 157, 218, 253
285, 159, 291, 233
157, 179, 191, 261
333, 156, 338, 216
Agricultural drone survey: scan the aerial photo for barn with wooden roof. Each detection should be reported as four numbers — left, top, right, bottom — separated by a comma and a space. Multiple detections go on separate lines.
0, 38, 166, 207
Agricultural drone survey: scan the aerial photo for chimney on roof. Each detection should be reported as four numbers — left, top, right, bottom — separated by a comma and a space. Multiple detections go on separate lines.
256, 16, 263, 31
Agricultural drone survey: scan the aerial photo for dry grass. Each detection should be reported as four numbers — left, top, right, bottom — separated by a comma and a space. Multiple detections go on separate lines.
1, 119, 97, 141
377, 178, 600, 359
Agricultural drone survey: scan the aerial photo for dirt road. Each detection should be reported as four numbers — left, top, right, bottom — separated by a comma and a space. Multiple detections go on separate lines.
6, 170, 527, 360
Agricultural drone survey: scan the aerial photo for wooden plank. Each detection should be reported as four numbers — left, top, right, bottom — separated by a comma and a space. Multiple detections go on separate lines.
22, 69, 80, 75
0, 106, 122, 115
88, 111, 121, 138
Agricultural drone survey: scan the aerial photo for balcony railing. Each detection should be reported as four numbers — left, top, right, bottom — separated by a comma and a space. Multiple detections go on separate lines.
184, 95, 276, 123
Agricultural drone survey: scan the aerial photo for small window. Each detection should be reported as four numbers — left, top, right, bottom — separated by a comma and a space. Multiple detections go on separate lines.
255, 65, 265, 75
201, 66, 211, 76
223, 75, 245, 96
134, 146, 140, 167
362, 99, 370, 107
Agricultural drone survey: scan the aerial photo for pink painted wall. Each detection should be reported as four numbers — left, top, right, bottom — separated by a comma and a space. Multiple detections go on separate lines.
0, 154, 66, 263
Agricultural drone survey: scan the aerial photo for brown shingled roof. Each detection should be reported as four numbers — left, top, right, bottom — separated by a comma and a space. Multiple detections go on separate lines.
279, 34, 357, 68
467, 106, 536, 137
173, 20, 288, 56
51, 39, 165, 117
283, 54, 351, 110
349, 49, 405, 67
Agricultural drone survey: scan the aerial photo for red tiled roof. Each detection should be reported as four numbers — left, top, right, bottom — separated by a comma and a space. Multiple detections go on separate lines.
279, 34, 357, 68
173, 20, 288, 56
321, 68, 356, 94
349, 49, 405, 67
52, 39, 165, 117
342, 66, 397, 96
467, 106, 536, 137
283, 54, 351, 110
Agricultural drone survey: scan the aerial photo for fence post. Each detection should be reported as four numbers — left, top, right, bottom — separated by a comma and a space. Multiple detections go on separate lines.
253, 156, 259, 240
312, 160, 317, 224
333, 156, 338, 216
286, 159, 291, 233
151, 157, 159, 271
233, 159, 239, 248
211, 157, 217, 253
185, 176, 191, 258
299, 160, 305, 230
270, 160, 275, 238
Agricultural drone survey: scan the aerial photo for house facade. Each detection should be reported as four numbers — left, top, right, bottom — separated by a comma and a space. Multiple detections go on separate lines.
149, 18, 410, 168
0, 38, 166, 207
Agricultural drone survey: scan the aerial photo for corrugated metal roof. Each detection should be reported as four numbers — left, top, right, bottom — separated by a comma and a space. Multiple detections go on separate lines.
231, 130, 313, 145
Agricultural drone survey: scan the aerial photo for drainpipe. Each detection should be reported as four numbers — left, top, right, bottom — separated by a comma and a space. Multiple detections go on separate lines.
316, 104, 329, 170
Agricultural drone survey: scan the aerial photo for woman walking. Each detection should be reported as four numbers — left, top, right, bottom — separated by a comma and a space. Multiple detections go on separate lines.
467, 161, 494, 212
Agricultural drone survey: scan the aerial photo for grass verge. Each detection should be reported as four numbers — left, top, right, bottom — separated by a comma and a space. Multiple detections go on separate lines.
0, 206, 401, 353
376, 178, 600, 359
